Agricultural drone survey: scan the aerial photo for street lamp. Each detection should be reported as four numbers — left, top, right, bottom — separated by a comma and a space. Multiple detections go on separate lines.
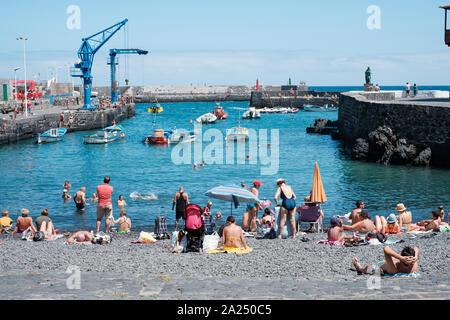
13, 67, 20, 102
16, 37, 28, 117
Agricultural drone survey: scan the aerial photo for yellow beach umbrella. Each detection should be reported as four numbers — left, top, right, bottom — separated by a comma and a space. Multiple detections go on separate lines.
311, 162, 327, 203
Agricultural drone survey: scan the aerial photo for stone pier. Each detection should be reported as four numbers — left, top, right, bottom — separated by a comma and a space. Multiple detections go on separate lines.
0, 104, 135, 145
250, 91, 339, 109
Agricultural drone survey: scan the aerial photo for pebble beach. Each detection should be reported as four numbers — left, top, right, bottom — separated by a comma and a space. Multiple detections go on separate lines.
1, 230, 449, 300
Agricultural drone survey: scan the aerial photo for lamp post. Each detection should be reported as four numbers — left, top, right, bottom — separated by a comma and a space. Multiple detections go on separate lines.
16, 37, 28, 117
13, 67, 20, 102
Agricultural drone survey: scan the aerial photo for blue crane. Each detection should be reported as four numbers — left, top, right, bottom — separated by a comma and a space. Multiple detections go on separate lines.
108, 48, 148, 104
71, 19, 128, 110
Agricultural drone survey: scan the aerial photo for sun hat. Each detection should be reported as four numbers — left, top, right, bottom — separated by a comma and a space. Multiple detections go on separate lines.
330, 216, 341, 226
276, 178, 285, 184
387, 213, 398, 224
253, 180, 263, 186
396, 203, 406, 212
63, 189, 68, 193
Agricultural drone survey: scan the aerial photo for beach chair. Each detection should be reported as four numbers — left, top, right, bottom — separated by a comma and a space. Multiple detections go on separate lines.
297, 204, 323, 233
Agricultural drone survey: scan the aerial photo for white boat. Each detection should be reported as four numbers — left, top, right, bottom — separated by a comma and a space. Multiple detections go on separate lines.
37, 128, 67, 144
168, 129, 198, 145
242, 107, 261, 119
196, 113, 217, 124
83, 125, 124, 144
225, 121, 249, 141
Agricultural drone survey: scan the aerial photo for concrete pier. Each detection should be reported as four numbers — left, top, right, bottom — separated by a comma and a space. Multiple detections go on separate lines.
0, 104, 135, 145
249, 91, 339, 109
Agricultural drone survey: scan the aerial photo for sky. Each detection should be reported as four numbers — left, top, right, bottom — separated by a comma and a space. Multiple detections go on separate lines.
0, 0, 449, 87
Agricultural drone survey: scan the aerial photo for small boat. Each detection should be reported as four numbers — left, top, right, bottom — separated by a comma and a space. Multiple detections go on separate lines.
196, 113, 217, 124
225, 121, 249, 141
212, 103, 228, 120
143, 129, 170, 145
168, 130, 198, 145
37, 128, 67, 144
303, 104, 338, 112
242, 107, 261, 119
83, 125, 124, 144
148, 103, 163, 114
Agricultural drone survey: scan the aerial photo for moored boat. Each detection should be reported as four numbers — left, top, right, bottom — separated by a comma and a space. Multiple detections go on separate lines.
242, 107, 261, 119
196, 113, 217, 124
83, 125, 124, 144
303, 104, 338, 112
37, 128, 67, 144
212, 103, 228, 120
143, 129, 170, 145
225, 121, 249, 142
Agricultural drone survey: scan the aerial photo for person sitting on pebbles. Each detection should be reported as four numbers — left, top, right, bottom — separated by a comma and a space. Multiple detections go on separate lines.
352, 246, 419, 276
112, 210, 131, 233
221, 216, 251, 252
67, 231, 93, 244
342, 210, 376, 236
328, 216, 345, 242
416, 210, 448, 232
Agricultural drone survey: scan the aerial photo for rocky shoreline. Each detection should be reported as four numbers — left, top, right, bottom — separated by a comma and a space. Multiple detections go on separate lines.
0, 230, 448, 299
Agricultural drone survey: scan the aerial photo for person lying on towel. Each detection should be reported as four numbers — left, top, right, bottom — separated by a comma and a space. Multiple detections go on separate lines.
208, 216, 253, 254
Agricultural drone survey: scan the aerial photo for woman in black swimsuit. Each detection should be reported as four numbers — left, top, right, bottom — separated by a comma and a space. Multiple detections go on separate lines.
274, 178, 297, 239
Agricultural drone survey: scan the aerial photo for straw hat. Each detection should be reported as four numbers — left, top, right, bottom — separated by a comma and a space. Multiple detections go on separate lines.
276, 178, 286, 184
396, 203, 406, 212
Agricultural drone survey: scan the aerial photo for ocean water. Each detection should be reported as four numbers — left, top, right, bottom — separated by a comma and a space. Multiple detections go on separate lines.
0, 101, 449, 231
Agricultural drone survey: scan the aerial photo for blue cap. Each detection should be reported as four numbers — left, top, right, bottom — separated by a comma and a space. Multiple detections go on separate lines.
387, 213, 398, 224
330, 216, 341, 226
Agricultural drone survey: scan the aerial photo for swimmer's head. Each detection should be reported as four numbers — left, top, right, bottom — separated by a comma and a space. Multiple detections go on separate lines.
119, 195, 124, 200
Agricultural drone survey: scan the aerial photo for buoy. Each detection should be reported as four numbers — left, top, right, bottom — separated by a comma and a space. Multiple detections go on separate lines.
268, 143, 271, 148
120, 133, 125, 138
246, 154, 250, 159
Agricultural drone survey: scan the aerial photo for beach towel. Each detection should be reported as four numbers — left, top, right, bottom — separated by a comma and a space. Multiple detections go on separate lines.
138, 232, 157, 243
439, 225, 450, 233
383, 272, 420, 279
316, 240, 344, 245
206, 246, 253, 254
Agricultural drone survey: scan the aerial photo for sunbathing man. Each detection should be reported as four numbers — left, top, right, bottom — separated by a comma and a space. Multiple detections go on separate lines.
342, 210, 376, 236
352, 246, 419, 276
66, 231, 93, 244
222, 216, 249, 250
328, 217, 345, 242
349, 200, 365, 224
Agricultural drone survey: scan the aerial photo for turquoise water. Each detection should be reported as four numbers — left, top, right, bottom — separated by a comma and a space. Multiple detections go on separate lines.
0, 101, 449, 231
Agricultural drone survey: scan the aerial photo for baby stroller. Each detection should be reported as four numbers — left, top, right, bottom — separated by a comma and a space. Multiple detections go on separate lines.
183, 204, 206, 252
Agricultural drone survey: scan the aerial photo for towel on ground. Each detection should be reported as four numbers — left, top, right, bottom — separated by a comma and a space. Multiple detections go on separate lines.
316, 240, 344, 245
206, 246, 253, 254
384, 272, 420, 279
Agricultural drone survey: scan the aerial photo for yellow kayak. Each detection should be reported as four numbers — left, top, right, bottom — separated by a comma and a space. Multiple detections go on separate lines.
148, 105, 163, 113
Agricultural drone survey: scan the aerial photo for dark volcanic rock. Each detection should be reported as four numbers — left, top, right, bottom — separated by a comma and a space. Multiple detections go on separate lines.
412, 147, 432, 166
306, 118, 338, 135
351, 138, 369, 160
367, 126, 396, 164
390, 139, 417, 165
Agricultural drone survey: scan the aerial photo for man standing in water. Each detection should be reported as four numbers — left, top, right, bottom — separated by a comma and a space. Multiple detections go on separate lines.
96, 176, 113, 233
172, 187, 189, 231
74, 187, 90, 211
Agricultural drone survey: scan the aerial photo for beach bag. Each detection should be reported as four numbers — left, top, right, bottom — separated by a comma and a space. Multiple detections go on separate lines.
203, 232, 220, 252
33, 231, 45, 242
138, 232, 157, 243
92, 233, 111, 244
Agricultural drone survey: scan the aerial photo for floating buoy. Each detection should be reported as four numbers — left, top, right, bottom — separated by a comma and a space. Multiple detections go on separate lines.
246, 154, 250, 159
268, 143, 271, 148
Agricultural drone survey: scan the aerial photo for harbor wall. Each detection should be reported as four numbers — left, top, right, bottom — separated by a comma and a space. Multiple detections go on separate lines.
338, 92, 450, 167
250, 91, 339, 109
0, 104, 135, 145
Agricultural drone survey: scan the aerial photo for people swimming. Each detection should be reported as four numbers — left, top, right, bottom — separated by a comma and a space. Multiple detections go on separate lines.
117, 195, 127, 210
74, 187, 90, 211
62, 189, 71, 200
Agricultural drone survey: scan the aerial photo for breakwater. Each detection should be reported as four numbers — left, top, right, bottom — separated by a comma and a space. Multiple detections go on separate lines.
338, 92, 450, 168
0, 104, 135, 145
250, 91, 339, 109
